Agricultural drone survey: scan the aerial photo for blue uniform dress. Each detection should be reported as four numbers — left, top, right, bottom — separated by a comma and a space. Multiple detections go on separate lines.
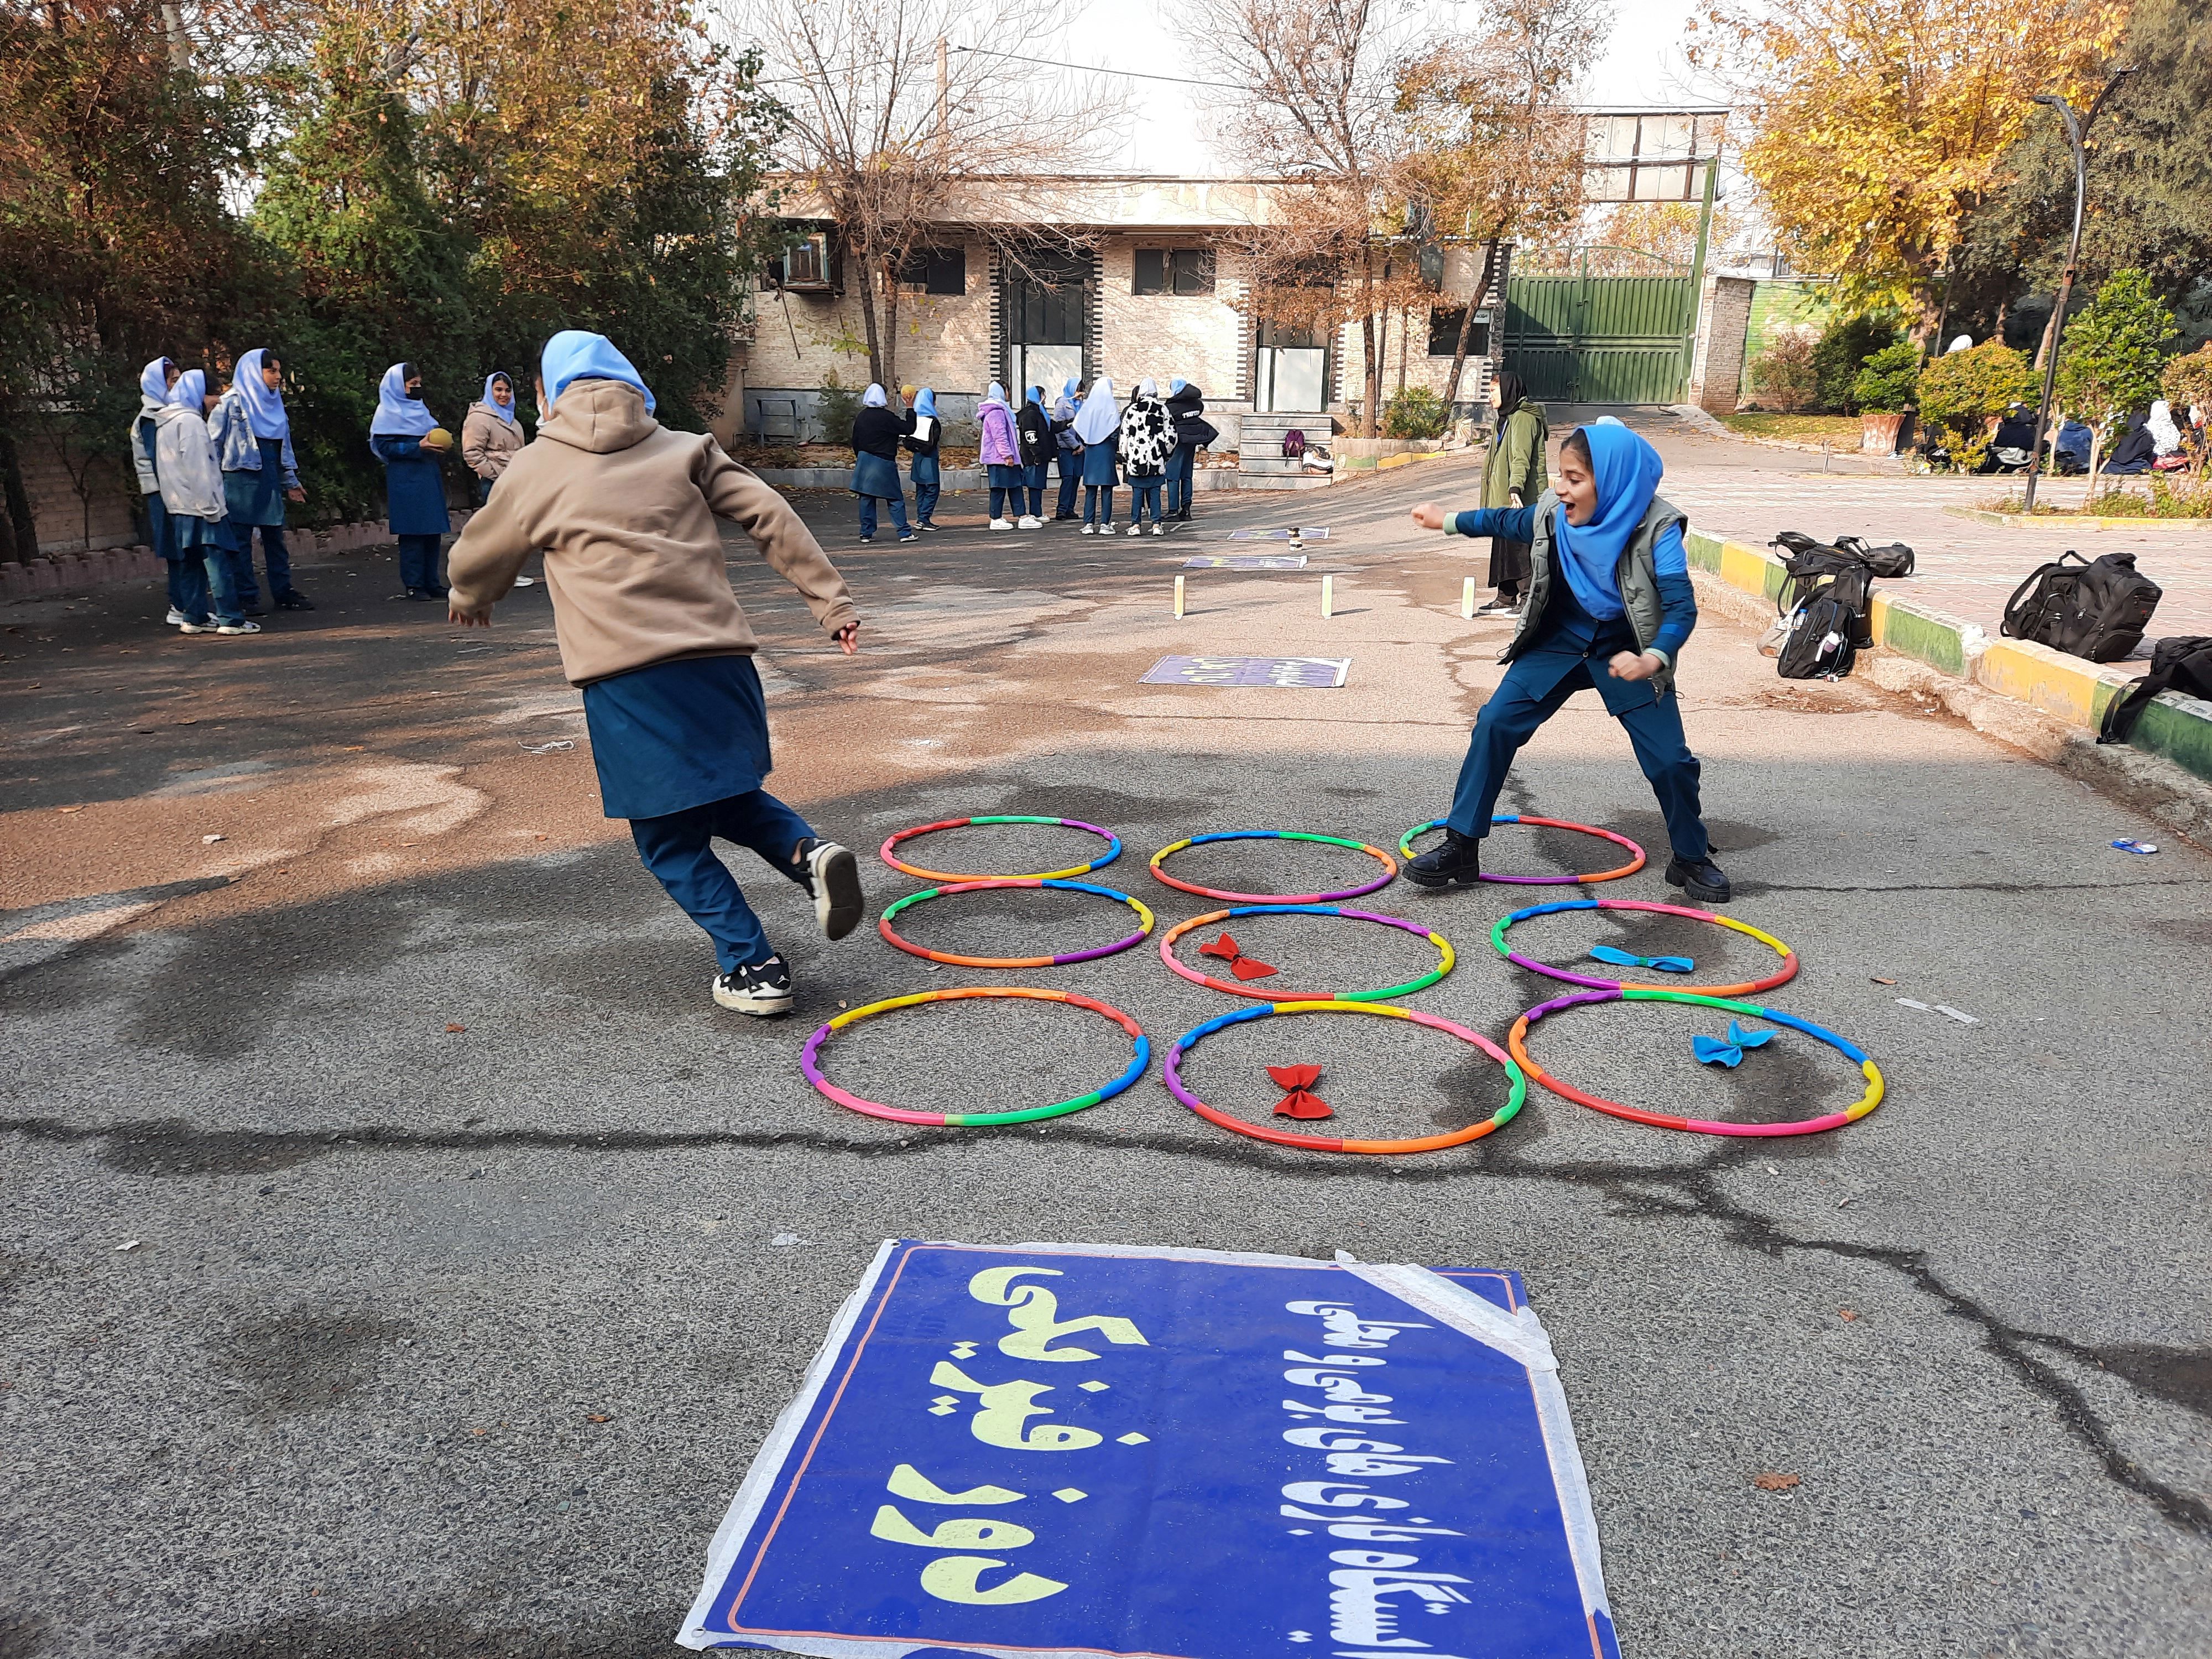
1443, 503, 1710, 863
222, 437, 295, 607
137, 415, 188, 615
583, 653, 816, 972
1081, 435, 1119, 525
372, 432, 451, 592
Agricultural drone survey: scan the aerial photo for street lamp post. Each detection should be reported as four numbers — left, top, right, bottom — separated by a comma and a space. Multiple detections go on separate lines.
2022, 71, 2133, 512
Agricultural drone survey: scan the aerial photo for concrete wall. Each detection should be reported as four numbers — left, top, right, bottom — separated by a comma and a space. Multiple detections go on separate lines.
1744, 278, 1833, 362
1092, 236, 1247, 398
1334, 246, 1505, 427
1686, 274, 1757, 413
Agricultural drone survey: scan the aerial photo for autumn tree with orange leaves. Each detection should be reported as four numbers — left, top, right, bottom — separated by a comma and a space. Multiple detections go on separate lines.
1689, 0, 2130, 342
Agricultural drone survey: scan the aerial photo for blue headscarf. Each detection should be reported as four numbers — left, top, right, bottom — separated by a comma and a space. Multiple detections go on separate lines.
482, 371, 518, 425
915, 387, 938, 419
370, 362, 438, 437
1170, 377, 1187, 394
539, 330, 656, 414
171, 368, 207, 409
139, 357, 174, 404
1552, 419, 1664, 622
232, 348, 290, 441
1026, 385, 1047, 415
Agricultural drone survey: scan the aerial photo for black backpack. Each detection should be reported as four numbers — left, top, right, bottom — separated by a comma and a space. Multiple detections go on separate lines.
1834, 535, 1916, 578
1770, 539, 1877, 680
2000, 551, 2163, 663
2096, 635, 2212, 744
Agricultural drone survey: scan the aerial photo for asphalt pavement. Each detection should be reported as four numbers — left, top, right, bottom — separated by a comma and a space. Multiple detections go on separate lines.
3, 429, 2209, 1658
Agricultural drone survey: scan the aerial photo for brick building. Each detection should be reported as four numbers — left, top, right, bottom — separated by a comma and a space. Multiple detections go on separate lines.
733, 176, 1509, 450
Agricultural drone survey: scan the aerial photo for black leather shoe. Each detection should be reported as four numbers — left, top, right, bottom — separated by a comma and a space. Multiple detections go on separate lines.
275, 591, 316, 611
1404, 828, 1483, 888
1665, 855, 1732, 904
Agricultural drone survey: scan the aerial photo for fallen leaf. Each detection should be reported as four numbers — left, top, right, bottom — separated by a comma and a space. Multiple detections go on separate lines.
1752, 1471, 1801, 1491
1871, 976, 1897, 985
57, 806, 82, 814
585, 1413, 611, 1424
471, 1427, 486, 1436
1839, 1309, 1859, 1322
446, 1022, 466, 1033
344, 744, 364, 751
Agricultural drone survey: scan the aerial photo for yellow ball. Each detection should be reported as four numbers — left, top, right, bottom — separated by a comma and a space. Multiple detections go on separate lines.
420, 426, 455, 452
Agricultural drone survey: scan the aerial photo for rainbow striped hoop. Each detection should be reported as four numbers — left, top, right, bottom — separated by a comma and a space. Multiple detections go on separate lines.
1149, 830, 1396, 904
1492, 898, 1798, 998
1159, 904, 1453, 1002
879, 879, 1155, 969
1399, 815, 1646, 885
880, 816, 1122, 882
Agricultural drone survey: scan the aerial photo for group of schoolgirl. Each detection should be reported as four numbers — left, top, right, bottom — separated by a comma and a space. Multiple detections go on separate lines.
847, 375, 1217, 541
127, 351, 536, 625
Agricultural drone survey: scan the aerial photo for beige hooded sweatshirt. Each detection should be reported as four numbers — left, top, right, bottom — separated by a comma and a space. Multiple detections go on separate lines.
446, 379, 857, 686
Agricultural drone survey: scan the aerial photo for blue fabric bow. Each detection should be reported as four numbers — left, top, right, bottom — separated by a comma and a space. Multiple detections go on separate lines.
1589, 943, 1694, 973
1693, 1021, 1776, 1068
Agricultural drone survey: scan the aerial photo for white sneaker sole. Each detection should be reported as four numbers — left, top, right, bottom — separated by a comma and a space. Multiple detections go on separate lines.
807, 841, 865, 940
712, 977, 793, 1016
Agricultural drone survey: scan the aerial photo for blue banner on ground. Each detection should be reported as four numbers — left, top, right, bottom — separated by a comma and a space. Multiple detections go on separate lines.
679, 1241, 1619, 1659
1140, 656, 1352, 689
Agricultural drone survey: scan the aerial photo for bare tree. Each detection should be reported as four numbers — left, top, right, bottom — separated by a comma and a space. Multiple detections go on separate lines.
1185, 0, 1423, 435
1395, 0, 1599, 410
717, 0, 1120, 390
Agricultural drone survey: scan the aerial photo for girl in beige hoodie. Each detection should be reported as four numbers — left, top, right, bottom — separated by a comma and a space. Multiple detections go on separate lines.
446, 332, 864, 1016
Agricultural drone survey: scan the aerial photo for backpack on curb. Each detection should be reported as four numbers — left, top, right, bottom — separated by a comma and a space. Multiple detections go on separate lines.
1773, 540, 1877, 649
2097, 635, 2212, 744
1834, 534, 1916, 578
1281, 428, 1306, 459
1767, 534, 1877, 680
2000, 550, 2163, 663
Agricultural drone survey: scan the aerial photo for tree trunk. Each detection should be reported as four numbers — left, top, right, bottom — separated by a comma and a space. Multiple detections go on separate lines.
2033, 302, 2062, 373
879, 262, 900, 392
0, 419, 35, 560
851, 229, 885, 389
1441, 243, 1500, 411
2083, 429, 2103, 510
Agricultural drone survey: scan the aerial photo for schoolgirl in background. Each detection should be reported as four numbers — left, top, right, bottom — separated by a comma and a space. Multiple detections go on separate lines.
209, 348, 312, 613
1015, 385, 1053, 528
462, 371, 525, 502
978, 381, 1022, 530
130, 357, 185, 624
1118, 378, 1176, 536
905, 387, 943, 530
1072, 378, 1120, 534
369, 363, 454, 600
1051, 377, 1083, 520
155, 369, 255, 634
848, 383, 915, 544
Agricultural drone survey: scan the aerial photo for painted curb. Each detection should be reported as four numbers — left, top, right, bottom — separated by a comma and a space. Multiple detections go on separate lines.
1684, 528, 2212, 785
1943, 505, 2212, 531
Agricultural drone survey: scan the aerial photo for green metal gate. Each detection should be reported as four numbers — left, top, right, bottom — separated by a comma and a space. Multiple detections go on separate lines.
1503, 262, 1695, 404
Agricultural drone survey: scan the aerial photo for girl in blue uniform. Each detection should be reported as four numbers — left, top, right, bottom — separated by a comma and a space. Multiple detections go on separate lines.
369, 362, 453, 600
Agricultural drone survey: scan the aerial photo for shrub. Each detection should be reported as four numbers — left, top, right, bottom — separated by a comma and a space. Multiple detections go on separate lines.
1811, 313, 1900, 412
2057, 267, 2179, 473
815, 371, 864, 444
2163, 345, 2212, 475
1746, 327, 1820, 411
1916, 342, 2037, 469
1381, 385, 1448, 440
1852, 343, 1922, 413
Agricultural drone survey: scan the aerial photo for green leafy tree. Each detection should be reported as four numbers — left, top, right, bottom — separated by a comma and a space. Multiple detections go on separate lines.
2162, 345, 2212, 477
1382, 385, 1448, 440
2056, 267, 2179, 488
1811, 312, 1900, 412
1851, 343, 1922, 413
1914, 341, 2036, 468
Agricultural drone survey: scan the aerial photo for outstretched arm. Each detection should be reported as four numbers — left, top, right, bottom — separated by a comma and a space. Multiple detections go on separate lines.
444, 471, 536, 627
1410, 501, 1538, 541
698, 438, 861, 652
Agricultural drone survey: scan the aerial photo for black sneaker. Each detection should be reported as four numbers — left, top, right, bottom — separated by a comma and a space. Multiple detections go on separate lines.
1665, 855, 1732, 905
1473, 596, 1519, 616
1404, 827, 1483, 888
275, 591, 316, 611
795, 838, 864, 939
241, 604, 268, 618
714, 954, 794, 1016
404, 588, 444, 602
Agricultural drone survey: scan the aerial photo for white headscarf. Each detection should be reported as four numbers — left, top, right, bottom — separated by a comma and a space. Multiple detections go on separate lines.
1072, 377, 1118, 445
1136, 377, 1159, 399
2147, 400, 2180, 453
138, 357, 174, 408
1945, 335, 1972, 354
862, 383, 888, 409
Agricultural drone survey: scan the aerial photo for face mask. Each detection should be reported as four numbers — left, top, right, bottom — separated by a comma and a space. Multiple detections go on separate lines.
405, 384, 424, 400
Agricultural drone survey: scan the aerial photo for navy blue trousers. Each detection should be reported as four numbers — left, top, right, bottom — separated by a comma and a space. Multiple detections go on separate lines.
628, 789, 817, 971
857, 493, 909, 539
1128, 479, 1164, 523
223, 522, 293, 606
1446, 628, 1710, 862
1165, 446, 1196, 514
398, 533, 444, 592
1055, 456, 1081, 517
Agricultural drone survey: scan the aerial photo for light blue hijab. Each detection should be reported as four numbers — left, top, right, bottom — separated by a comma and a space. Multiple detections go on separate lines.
139, 358, 174, 404
233, 348, 290, 441
1553, 419, 1664, 622
370, 363, 437, 437
980, 380, 1010, 412
481, 371, 518, 425
540, 331, 656, 414
171, 368, 207, 410
1170, 377, 1188, 394
915, 388, 938, 419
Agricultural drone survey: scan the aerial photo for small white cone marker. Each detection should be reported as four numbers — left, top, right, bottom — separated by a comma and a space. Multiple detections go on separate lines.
1462, 576, 1476, 619
1321, 573, 1334, 618
1173, 573, 1185, 618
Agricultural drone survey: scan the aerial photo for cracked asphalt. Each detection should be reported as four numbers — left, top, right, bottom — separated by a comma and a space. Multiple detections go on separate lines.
3, 428, 2209, 1658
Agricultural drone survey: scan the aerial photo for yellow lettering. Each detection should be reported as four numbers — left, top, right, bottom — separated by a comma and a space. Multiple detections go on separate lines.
886, 1464, 1025, 1505
870, 1505, 1037, 1551
967, 1266, 1148, 1363
919, 1556, 1069, 1606
930, 1360, 1103, 1451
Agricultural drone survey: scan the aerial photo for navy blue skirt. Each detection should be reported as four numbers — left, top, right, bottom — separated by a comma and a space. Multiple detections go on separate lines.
582, 653, 771, 821
851, 452, 903, 499
987, 463, 1025, 487
1081, 445, 1119, 486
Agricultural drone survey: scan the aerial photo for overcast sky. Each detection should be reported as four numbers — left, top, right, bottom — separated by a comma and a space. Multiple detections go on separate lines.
1043, 0, 1723, 175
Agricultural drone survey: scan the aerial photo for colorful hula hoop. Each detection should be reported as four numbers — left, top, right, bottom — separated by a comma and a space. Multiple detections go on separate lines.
1149, 831, 1397, 904
1509, 987, 1884, 1138
1398, 815, 1646, 885
881, 816, 1122, 883
1162, 999, 1525, 1154
879, 878, 1155, 969
1492, 898, 1798, 998
1160, 904, 1453, 1002
802, 987, 1149, 1128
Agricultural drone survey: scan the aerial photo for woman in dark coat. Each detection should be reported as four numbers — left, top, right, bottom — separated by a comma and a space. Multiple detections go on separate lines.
1476, 371, 1547, 614
1164, 379, 1215, 521
2102, 414, 2157, 476
849, 383, 915, 543
1015, 385, 1054, 527
369, 362, 453, 601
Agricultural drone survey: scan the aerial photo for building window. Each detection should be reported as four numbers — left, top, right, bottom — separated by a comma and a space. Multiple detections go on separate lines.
1427, 308, 1491, 358
778, 231, 833, 292
1133, 248, 1216, 296
897, 245, 967, 295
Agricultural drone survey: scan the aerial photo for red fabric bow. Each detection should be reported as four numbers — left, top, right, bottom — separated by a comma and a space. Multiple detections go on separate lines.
1267, 1063, 1331, 1120
1199, 931, 1276, 980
